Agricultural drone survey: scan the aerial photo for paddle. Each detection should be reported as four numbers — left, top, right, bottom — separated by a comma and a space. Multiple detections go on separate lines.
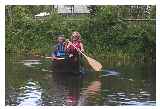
45, 57, 65, 60
68, 41, 102, 71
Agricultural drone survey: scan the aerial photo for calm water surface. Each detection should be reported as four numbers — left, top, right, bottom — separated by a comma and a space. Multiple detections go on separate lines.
5, 54, 156, 106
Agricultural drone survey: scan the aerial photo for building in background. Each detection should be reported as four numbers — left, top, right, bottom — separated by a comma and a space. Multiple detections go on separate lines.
54, 5, 90, 16
34, 5, 90, 19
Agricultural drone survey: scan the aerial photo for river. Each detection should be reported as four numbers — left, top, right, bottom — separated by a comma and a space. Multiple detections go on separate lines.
5, 54, 156, 106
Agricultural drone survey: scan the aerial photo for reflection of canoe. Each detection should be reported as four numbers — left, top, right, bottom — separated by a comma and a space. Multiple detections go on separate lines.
52, 56, 80, 74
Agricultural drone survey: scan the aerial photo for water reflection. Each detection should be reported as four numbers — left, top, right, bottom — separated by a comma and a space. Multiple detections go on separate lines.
101, 68, 156, 106
5, 54, 156, 106
40, 70, 84, 106
103, 90, 155, 106
100, 69, 120, 77
48, 71, 102, 106
17, 60, 41, 67
17, 80, 42, 106
78, 80, 101, 106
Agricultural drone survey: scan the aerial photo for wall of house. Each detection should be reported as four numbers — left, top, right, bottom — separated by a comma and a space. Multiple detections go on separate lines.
55, 5, 90, 14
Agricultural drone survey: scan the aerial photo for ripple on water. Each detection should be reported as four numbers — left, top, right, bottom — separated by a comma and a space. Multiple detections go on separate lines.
41, 69, 49, 72
41, 68, 53, 73
103, 89, 155, 106
17, 80, 42, 106
100, 69, 120, 78
16, 60, 41, 67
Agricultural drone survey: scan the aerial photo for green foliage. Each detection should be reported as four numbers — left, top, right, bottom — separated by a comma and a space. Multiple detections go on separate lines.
5, 5, 156, 59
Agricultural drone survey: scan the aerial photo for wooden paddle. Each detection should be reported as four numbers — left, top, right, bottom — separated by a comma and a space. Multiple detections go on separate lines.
68, 41, 102, 71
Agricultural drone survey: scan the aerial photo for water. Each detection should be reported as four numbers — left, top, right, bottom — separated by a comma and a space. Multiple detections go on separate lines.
5, 54, 156, 106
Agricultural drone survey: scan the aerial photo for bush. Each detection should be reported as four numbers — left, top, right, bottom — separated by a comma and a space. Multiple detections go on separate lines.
5, 5, 156, 60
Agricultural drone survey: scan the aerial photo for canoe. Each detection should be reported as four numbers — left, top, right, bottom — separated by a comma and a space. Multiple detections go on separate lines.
52, 55, 81, 74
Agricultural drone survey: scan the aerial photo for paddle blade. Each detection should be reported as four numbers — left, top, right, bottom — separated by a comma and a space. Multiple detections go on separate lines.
86, 56, 102, 71
45, 57, 65, 60
45, 57, 52, 59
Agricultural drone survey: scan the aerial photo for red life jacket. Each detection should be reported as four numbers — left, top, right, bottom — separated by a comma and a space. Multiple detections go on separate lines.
68, 41, 81, 55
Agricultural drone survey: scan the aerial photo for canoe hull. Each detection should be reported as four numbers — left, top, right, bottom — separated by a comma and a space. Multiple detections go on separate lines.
52, 56, 80, 74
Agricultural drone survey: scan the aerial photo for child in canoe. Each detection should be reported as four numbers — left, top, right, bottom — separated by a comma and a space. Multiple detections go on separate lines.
52, 35, 66, 60
65, 31, 84, 57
